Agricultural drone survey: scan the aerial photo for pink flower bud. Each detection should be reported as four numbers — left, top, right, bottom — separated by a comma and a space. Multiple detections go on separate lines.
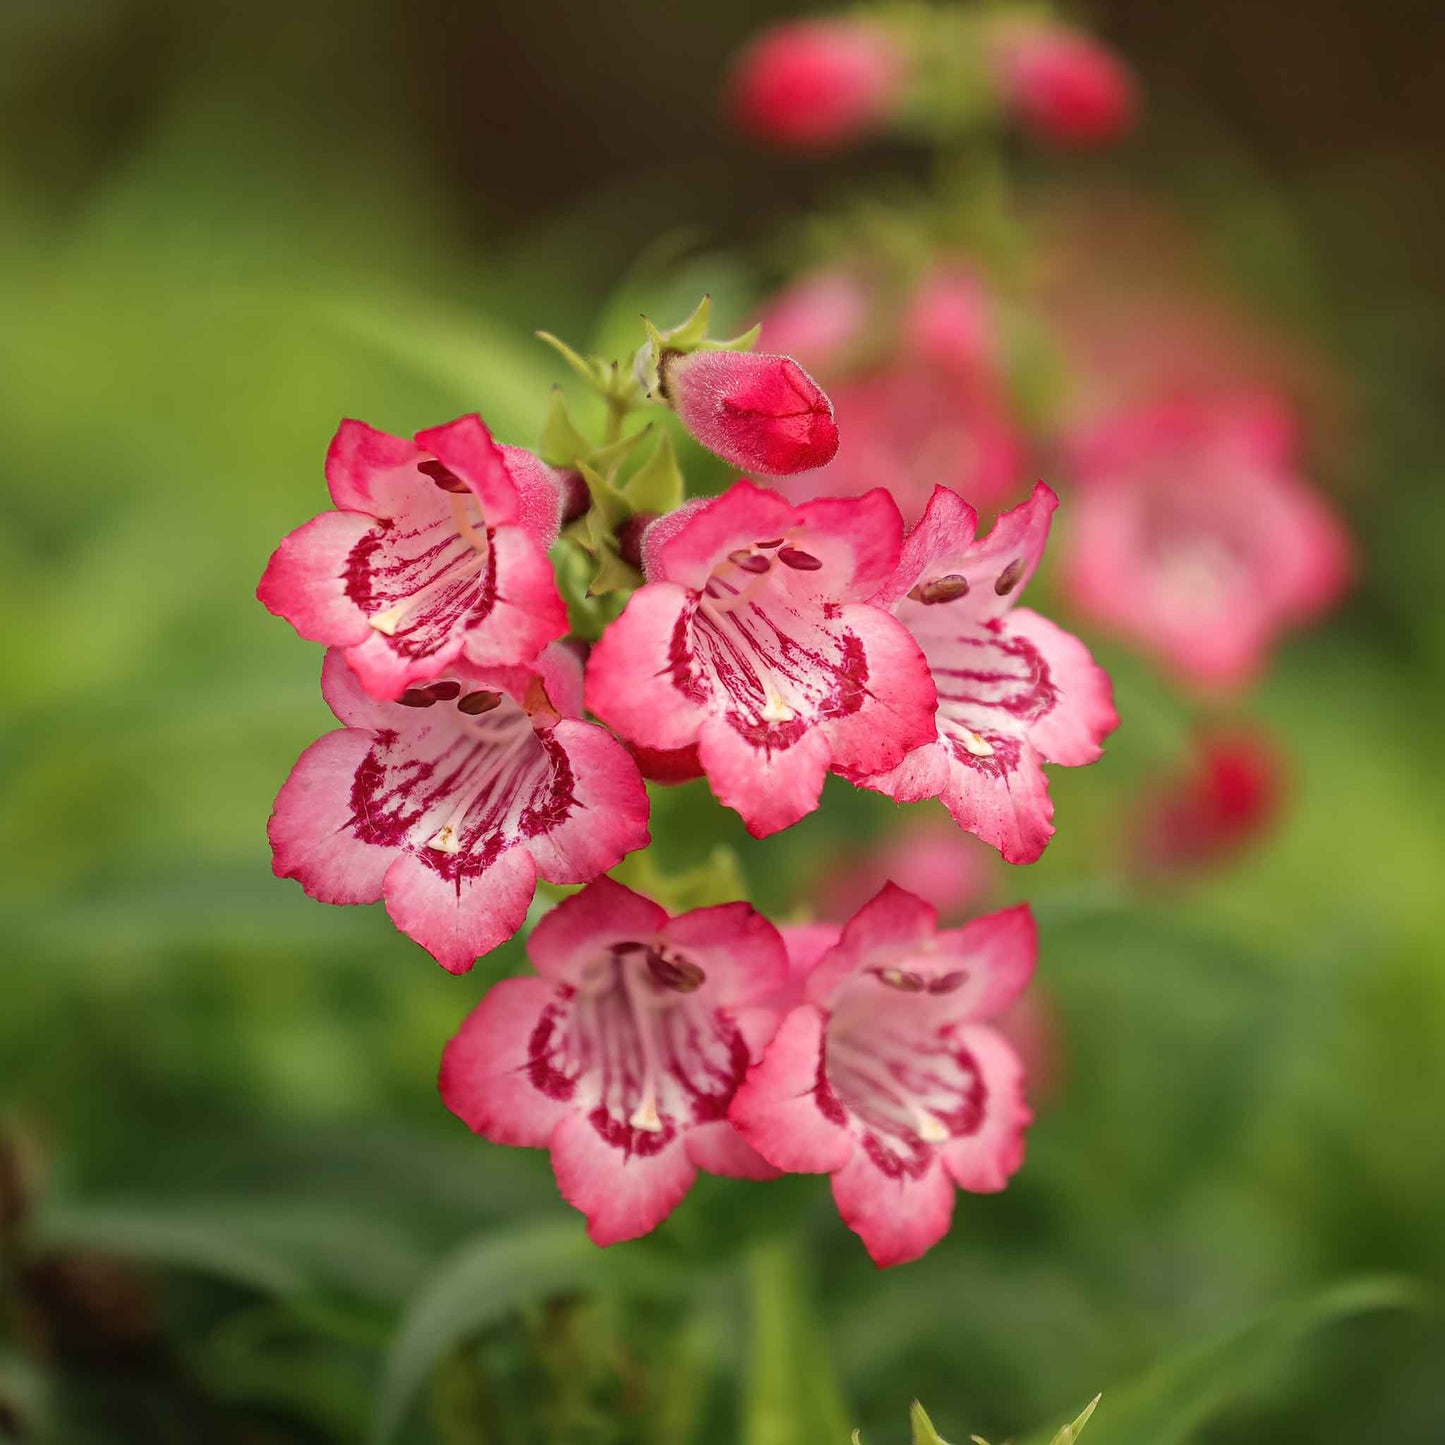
661, 349, 840, 476
726, 19, 905, 153
992, 24, 1138, 149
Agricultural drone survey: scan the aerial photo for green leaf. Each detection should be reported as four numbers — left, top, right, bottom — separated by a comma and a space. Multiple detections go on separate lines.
372, 1220, 601, 1443
623, 431, 685, 515
1018, 1278, 1422, 1445
35, 1202, 307, 1297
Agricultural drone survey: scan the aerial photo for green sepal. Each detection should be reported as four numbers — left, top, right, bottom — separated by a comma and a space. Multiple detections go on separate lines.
535, 330, 608, 389
911, 1400, 953, 1445
586, 542, 642, 598
611, 844, 747, 914
623, 431, 684, 515
538, 388, 593, 468
1046, 1395, 1100, 1445
576, 461, 629, 534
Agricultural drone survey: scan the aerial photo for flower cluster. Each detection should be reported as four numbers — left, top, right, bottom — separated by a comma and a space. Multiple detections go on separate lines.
259, 296, 1116, 1263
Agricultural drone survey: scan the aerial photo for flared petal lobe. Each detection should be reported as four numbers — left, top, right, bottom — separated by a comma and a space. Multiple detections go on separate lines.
859, 484, 1116, 863
258, 415, 567, 700
587, 483, 936, 837
440, 880, 790, 1243
731, 887, 1036, 1267
268, 646, 649, 972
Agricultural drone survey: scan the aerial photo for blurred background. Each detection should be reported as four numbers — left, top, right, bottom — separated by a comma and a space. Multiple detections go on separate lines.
2, 1, 1443, 1441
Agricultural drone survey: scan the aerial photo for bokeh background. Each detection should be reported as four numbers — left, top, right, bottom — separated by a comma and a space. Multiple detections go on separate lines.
2, 1, 1443, 1441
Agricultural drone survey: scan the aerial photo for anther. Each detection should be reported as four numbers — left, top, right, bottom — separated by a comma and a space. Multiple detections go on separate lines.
646, 948, 707, 993
928, 971, 968, 994
994, 558, 1024, 595
777, 547, 822, 571
755, 537, 785, 549
911, 573, 970, 605
457, 690, 503, 715
424, 680, 461, 701
736, 553, 771, 574
877, 967, 927, 992
398, 688, 438, 708
417, 459, 470, 494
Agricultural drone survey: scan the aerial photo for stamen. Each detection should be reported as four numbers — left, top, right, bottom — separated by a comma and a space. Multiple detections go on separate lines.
620, 957, 667, 1134
367, 550, 490, 635
737, 553, 771, 574
877, 967, 927, 992
994, 558, 1024, 595
645, 948, 706, 993
928, 971, 968, 994
755, 537, 785, 549
450, 494, 490, 557
397, 688, 438, 708
418, 459, 470, 494
828, 1036, 954, 1145
424, 680, 462, 701
910, 573, 970, 605
777, 546, 822, 571
942, 721, 996, 758
457, 690, 503, 716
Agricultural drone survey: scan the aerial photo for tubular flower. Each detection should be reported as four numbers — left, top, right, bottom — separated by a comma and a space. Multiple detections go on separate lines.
268, 645, 649, 974
659, 348, 839, 477
989, 21, 1138, 149
258, 415, 569, 701
731, 885, 1035, 1267
857, 483, 1118, 865
726, 19, 906, 153
760, 264, 1026, 525
585, 482, 938, 837
1061, 394, 1354, 690
440, 878, 788, 1245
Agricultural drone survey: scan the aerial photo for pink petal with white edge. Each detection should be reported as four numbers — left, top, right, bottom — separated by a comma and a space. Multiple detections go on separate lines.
936, 738, 1055, 866
1003, 608, 1118, 766
439, 976, 574, 1148
415, 414, 522, 528
648, 483, 811, 591
526, 877, 669, 985
805, 882, 938, 1003
729, 1006, 854, 1174
324, 418, 421, 512
457, 523, 569, 671
939, 1025, 1032, 1193
697, 715, 833, 838
383, 845, 539, 975
830, 1148, 957, 1268
549, 1112, 699, 1246
267, 729, 397, 905
684, 1120, 781, 1180
930, 905, 1038, 1022
659, 902, 790, 1007
257, 511, 375, 646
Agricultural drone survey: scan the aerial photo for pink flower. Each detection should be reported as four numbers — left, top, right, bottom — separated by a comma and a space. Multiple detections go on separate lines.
1134, 726, 1285, 875
585, 482, 938, 837
731, 885, 1035, 1268
661, 349, 840, 476
857, 483, 1118, 865
760, 264, 1026, 525
440, 878, 788, 1245
268, 644, 649, 973
1062, 394, 1354, 690
726, 19, 905, 153
258, 415, 568, 701
991, 23, 1138, 149
818, 816, 993, 925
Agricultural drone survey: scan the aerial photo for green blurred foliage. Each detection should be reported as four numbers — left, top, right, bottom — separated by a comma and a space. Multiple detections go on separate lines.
1, 1, 1443, 1442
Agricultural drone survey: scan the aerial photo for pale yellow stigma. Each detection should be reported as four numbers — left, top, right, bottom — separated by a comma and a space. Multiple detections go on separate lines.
761, 689, 796, 723
426, 823, 462, 855
369, 605, 407, 636
960, 729, 995, 758
916, 1112, 950, 1144
629, 1094, 664, 1133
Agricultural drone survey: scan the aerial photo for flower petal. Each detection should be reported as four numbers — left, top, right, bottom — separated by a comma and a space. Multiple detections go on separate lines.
415, 414, 522, 527
805, 882, 938, 1003
439, 976, 575, 1147
684, 1120, 781, 1180
526, 878, 669, 985
938, 1025, 1031, 1193
697, 713, 832, 837
659, 902, 789, 1007
1002, 608, 1117, 766
549, 1111, 698, 1246
729, 1006, 855, 1174
382, 845, 538, 974
930, 904, 1038, 1021
324, 419, 420, 512
257, 511, 375, 646
829, 1147, 956, 1268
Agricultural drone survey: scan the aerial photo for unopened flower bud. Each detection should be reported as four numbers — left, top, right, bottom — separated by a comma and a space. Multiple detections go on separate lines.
660, 349, 839, 476
990, 22, 1138, 148
726, 19, 906, 152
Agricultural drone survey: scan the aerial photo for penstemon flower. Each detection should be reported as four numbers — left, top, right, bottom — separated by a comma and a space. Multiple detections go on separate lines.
268, 645, 648, 973
1061, 393, 1353, 691
258, 414, 569, 700
585, 481, 938, 837
731, 884, 1035, 1267
857, 483, 1118, 864
440, 878, 787, 1244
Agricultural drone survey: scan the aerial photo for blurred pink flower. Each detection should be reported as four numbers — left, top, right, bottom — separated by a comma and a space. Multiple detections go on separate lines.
819, 816, 992, 924
661, 348, 839, 476
1062, 394, 1354, 690
759, 263, 1027, 525
586, 482, 937, 837
268, 646, 649, 974
1134, 725, 1286, 875
726, 19, 906, 153
441, 878, 788, 1245
731, 885, 1035, 1267
990, 21, 1138, 148
258, 415, 568, 701
857, 483, 1119, 864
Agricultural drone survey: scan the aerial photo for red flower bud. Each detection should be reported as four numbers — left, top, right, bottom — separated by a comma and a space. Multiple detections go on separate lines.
661, 349, 839, 476
726, 20, 905, 153
992, 24, 1138, 149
